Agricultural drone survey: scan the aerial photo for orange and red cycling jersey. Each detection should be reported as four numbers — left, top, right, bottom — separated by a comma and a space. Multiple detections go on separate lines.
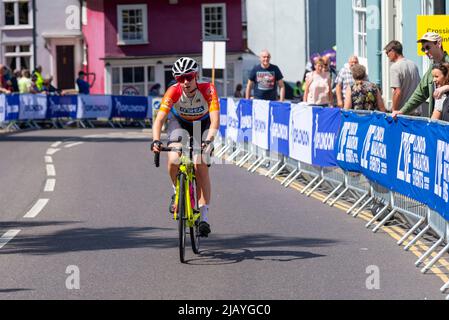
159, 82, 220, 122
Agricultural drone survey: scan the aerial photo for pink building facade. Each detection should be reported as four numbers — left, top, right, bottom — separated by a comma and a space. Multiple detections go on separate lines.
83, 0, 246, 96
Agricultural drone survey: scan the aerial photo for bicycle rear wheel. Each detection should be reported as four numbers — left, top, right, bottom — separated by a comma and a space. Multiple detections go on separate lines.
178, 174, 187, 263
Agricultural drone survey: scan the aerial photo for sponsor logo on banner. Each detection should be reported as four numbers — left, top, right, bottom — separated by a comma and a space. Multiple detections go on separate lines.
252, 100, 270, 150
336, 121, 359, 164
48, 96, 77, 118
360, 125, 387, 174
434, 140, 449, 203
77, 95, 112, 119
0, 95, 5, 122
313, 113, 336, 158
19, 94, 48, 120
312, 109, 341, 167
289, 103, 313, 163
114, 98, 146, 117
396, 132, 430, 190
226, 98, 239, 142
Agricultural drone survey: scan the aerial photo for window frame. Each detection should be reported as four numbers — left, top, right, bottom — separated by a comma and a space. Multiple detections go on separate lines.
117, 4, 148, 46
352, 0, 367, 61
2, 0, 32, 28
201, 3, 227, 41
3, 43, 32, 71
111, 64, 156, 96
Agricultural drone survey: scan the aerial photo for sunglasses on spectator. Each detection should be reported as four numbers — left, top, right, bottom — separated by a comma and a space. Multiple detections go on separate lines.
421, 44, 435, 53
175, 73, 196, 83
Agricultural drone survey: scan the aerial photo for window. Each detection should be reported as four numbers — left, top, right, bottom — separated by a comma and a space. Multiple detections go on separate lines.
3, 0, 30, 26
111, 65, 155, 96
3, 44, 32, 71
117, 4, 148, 45
202, 4, 227, 40
353, 0, 367, 59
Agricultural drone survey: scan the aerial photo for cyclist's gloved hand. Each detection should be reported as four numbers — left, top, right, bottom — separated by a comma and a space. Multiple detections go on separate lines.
151, 140, 163, 153
202, 140, 214, 155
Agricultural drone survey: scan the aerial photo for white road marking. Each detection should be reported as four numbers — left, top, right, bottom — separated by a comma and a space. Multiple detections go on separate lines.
44, 179, 56, 192
51, 142, 62, 148
45, 156, 53, 163
46, 148, 60, 155
0, 230, 21, 249
65, 142, 84, 149
46, 164, 56, 177
24, 199, 49, 218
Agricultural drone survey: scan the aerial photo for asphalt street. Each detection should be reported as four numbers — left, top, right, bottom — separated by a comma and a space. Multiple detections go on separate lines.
0, 128, 447, 300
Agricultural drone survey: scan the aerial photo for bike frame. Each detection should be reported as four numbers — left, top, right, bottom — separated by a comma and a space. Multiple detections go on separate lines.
174, 155, 201, 227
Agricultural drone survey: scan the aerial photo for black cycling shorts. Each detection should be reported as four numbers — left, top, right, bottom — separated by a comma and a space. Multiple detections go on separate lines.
166, 116, 211, 145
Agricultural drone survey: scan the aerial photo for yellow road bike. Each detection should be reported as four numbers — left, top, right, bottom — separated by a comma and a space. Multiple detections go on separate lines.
154, 138, 202, 263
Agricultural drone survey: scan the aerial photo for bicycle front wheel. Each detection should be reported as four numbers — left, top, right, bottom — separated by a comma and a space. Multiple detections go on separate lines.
178, 174, 187, 263
190, 179, 200, 254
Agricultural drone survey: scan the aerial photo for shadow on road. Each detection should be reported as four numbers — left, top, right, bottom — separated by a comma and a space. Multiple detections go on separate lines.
1, 226, 336, 264
0, 226, 175, 256
184, 234, 335, 265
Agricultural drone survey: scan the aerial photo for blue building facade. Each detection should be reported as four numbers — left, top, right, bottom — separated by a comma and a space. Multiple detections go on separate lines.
336, 0, 449, 111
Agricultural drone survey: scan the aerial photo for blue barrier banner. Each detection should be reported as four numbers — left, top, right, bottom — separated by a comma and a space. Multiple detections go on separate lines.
5, 94, 19, 121
149, 97, 163, 120
289, 103, 313, 164
336, 112, 372, 172
336, 112, 449, 222
238, 99, 253, 143
112, 95, 148, 119
432, 122, 449, 221
312, 107, 342, 167
252, 99, 270, 150
19, 94, 48, 120
226, 98, 240, 143
270, 102, 290, 156
390, 117, 434, 213
0, 95, 5, 122
47, 95, 78, 119
219, 98, 227, 138
77, 95, 112, 119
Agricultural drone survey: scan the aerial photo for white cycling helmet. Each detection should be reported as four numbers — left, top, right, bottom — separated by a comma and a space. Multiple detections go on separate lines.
172, 57, 199, 77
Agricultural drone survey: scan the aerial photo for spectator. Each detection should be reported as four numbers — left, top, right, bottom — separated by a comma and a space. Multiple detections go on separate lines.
393, 32, 449, 118
0, 64, 11, 94
344, 64, 386, 112
18, 69, 32, 93
293, 81, 303, 102
33, 65, 44, 91
430, 63, 449, 121
149, 83, 161, 96
245, 50, 285, 101
384, 40, 422, 115
234, 84, 243, 98
76, 71, 90, 94
10, 69, 20, 93
30, 73, 41, 94
42, 76, 60, 95
303, 58, 333, 106
335, 56, 361, 108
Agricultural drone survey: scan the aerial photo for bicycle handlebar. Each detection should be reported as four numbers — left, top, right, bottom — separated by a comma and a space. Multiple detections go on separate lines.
153, 144, 213, 168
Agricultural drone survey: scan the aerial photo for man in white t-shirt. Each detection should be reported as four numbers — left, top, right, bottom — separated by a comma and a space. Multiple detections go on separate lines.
384, 40, 422, 115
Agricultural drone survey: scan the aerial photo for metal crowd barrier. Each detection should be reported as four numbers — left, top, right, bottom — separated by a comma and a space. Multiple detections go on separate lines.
215, 111, 449, 299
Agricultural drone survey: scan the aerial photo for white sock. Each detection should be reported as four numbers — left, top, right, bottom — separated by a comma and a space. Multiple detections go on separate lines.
199, 205, 209, 222
172, 184, 176, 194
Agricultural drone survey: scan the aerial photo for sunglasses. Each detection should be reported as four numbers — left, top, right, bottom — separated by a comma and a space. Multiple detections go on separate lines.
421, 44, 434, 53
175, 73, 196, 83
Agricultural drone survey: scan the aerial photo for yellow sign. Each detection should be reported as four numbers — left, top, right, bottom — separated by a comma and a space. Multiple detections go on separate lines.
417, 15, 449, 56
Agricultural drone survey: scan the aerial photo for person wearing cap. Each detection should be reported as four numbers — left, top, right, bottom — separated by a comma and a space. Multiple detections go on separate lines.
393, 32, 449, 118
